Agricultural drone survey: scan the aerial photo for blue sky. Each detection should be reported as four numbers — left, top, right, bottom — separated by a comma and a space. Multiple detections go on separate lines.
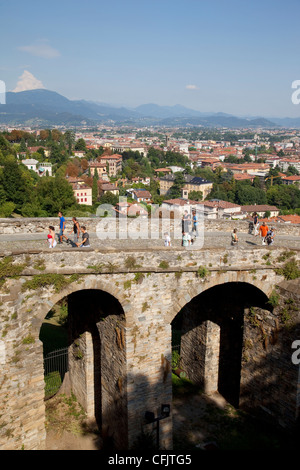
1, 0, 300, 117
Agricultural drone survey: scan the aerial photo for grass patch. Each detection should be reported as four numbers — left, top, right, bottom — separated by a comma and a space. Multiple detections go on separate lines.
172, 373, 201, 396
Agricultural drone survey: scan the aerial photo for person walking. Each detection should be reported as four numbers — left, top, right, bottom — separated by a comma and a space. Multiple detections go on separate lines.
253, 212, 259, 236
47, 226, 57, 248
67, 217, 80, 245
191, 210, 199, 237
259, 221, 269, 245
58, 212, 66, 244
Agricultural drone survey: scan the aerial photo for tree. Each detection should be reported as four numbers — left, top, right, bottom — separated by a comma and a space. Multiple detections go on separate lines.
1, 160, 29, 210
168, 172, 185, 199
92, 172, 99, 204
19, 138, 27, 153
75, 138, 87, 152
188, 190, 203, 201
36, 175, 76, 216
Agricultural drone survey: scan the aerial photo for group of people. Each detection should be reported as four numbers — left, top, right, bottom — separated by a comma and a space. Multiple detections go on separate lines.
181, 209, 199, 246
252, 212, 275, 246
47, 212, 90, 249
231, 213, 275, 247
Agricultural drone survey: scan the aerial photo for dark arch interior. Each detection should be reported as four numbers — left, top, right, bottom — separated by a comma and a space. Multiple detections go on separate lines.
172, 282, 271, 407
40, 288, 127, 449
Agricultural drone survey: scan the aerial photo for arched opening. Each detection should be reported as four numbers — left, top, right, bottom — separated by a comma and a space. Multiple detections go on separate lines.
39, 288, 127, 450
171, 282, 270, 408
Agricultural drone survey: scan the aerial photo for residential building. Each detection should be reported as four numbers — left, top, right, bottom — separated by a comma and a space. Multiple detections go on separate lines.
99, 154, 123, 176
241, 204, 280, 218
22, 159, 52, 176
159, 174, 213, 200
114, 201, 148, 218
281, 175, 300, 188
72, 183, 92, 206
132, 189, 152, 203
196, 200, 243, 219
99, 182, 119, 196
88, 162, 109, 180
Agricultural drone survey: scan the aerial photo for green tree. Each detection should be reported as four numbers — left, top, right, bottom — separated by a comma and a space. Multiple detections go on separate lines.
92, 171, 99, 204
36, 175, 76, 216
1, 160, 28, 210
75, 138, 87, 152
168, 172, 186, 199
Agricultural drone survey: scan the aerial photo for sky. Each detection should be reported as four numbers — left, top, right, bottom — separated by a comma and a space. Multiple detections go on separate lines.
1, 0, 300, 117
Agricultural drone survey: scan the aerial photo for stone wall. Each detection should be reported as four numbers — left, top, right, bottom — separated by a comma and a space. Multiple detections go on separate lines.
0, 247, 299, 450
240, 279, 300, 428
0, 216, 299, 236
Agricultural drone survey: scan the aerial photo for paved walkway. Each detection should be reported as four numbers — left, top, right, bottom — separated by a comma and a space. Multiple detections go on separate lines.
0, 231, 299, 252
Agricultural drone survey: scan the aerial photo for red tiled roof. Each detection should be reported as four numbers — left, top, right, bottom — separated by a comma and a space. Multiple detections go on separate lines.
282, 175, 300, 181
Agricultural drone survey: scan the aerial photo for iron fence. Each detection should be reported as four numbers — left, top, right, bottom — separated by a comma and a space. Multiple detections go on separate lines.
43, 347, 69, 399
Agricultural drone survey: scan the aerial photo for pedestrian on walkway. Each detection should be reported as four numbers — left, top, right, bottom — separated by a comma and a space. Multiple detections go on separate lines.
265, 227, 275, 246
76, 226, 90, 247
58, 212, 66, 244
67, 217, 80, 245
259, 221, 269, 245
182, 231, 191, 247
164, 232, 171, 247
182, 210, 191, 234
191, 210, 199, 237
231, 228, 238, 246
47, 226, 57, 248
253, 212, 259, 236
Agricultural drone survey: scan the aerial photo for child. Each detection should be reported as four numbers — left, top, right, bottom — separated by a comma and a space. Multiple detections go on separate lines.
164, 232, 171, 247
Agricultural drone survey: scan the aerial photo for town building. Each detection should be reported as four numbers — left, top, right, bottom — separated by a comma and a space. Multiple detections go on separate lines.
72, 182, 92, 206
88, 162, 109, 180
132, 189, 152, 203
21, 159, 53, 176
98, 154, 123, 176
281, 175, 300, 188
159, 174, 213, 200
99, 182, 119, 197
241, 204, 280, 218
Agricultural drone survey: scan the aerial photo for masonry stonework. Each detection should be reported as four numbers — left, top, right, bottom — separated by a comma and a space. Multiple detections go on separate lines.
0, 245, 299, 450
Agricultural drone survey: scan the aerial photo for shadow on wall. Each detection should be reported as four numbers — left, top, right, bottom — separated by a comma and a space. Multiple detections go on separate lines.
172, 282, 271, 407
171, 280, 300, 438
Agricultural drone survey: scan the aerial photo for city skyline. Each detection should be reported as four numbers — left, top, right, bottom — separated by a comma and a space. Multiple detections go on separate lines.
1, 0, 300, 118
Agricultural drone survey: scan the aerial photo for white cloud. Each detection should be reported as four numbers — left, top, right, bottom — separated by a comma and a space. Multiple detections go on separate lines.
18, 41, 60, 59
13, 70, 45, 93
186, 84, 199, 90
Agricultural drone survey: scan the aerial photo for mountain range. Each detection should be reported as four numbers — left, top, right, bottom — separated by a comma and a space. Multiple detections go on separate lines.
0, 89, 300, 128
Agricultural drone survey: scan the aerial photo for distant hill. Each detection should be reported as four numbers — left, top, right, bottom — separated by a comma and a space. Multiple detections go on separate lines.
0, 88, 293, 128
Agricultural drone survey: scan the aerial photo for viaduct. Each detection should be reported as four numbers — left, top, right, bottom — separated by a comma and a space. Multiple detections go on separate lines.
0, 219, 299, 450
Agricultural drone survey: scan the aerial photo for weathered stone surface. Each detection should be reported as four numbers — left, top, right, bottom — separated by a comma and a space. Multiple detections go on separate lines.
0, 240, 299, 450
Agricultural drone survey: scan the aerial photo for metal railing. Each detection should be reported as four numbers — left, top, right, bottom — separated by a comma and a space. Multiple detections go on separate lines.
43, 347, 69, 399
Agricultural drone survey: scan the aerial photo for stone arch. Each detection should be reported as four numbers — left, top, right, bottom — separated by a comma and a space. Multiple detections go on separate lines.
170, 278, 272, 408
166, 270, 274, 325
28, 275, 130, 450
31, 275, 131, 332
